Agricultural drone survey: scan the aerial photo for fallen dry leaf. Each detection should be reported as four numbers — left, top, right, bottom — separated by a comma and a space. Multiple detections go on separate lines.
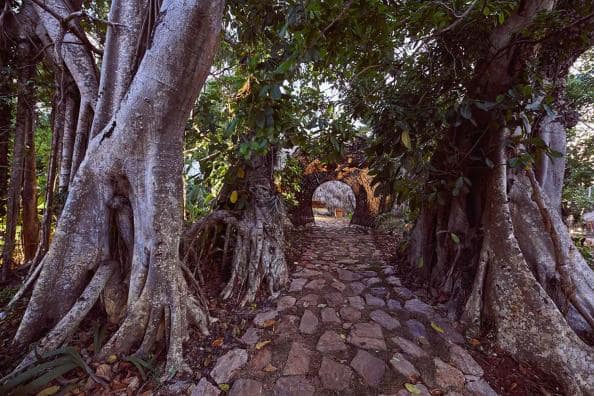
36, 385, 60, 396
261, 319, 276, 328
95, 364, 112, 381
127, 376, 140, 394
255, 340, 271, 350
469, 338, 481, 347
212, 337, 224, 347
263, 363, 277, 372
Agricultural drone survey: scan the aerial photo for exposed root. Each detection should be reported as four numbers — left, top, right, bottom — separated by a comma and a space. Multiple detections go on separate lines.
6, 261, 115, 378
526, 169, 594, 331
475, 133, 594, 395
183, 163, 289, 307
460, 239, 489, 336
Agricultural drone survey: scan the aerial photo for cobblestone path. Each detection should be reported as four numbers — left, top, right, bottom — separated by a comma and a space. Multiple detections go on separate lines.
195, 225, 498, 396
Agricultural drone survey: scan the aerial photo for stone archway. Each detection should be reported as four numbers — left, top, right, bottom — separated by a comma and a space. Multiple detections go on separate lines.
290, 156, 384, 227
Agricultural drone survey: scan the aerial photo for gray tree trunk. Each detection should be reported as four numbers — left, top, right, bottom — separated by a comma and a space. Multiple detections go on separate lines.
218, 153, 289, 305
32, 0, 99, 184
407, 1, 594, 393
10, 0, 225, 377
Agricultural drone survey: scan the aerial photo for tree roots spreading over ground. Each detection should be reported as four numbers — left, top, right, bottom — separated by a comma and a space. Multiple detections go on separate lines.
183, 155, 289, 307
404, 2, 594, 393
4, 0, 225, 380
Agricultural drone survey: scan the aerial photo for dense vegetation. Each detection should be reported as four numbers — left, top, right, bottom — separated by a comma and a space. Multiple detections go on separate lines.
0, 0, 593, 394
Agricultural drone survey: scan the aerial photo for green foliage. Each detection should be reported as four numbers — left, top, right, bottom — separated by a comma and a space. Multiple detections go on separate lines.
572, 236, 594, 269
0, 286, 17, 305
563, 128, 594, 218
0, 347, 105, 395
274, 155, 303, 209
374, 212, 407, 235
563, 50, 594, 219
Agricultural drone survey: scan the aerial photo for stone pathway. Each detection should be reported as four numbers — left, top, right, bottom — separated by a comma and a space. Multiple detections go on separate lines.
197, 225, 498, 395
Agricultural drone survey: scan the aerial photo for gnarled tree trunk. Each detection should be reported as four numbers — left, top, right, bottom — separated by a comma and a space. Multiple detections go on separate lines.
218, 153, 289, 305
7, 0, 225, 378
406, 1, 594, 393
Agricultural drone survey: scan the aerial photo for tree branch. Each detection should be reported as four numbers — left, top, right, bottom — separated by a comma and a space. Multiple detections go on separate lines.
30, 0, 103, 55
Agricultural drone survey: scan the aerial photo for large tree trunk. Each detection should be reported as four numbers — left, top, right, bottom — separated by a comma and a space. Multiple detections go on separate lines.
9, 0, 224, 377
218, 153, 289, 305
291, 172, 331, 226
407, 1, 594, 394
21, 102, 40, 261
1, 43, 36, 280
475, 133, 594, 395
0, 43, 12, 222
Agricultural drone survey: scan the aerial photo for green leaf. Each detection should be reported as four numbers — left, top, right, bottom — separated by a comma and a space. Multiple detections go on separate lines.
0, 356, 72, 392
225, 118, 238, 136
404, 383, 421, 394
548, 149, 563, 158
498, 12, 505, 25
125, 356, 153, 381
274, 57, 295, 74
219, 384, 230, 391
431, 322, 445, 333
401, 130, 412, 150
239, 143, 250, 157
16, 362, 78, 395
93, 323, 107, 353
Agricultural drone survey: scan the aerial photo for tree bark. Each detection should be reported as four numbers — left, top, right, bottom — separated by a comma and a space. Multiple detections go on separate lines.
0, 44, 12, 222
345, 168, 381, 227
57, 84, 79, 195
218, 153, 289, 305
21, 106, 40, 262
90, 0, 148, 137
10, 0, 225, 377
1, 43, 36, 280
406, 1, 594, 393
32, 0, 99, 184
